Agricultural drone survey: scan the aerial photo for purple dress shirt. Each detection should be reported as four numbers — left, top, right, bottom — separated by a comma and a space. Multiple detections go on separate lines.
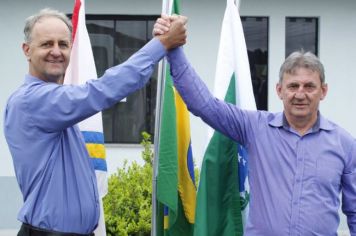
4, 38, 166, 234
167, 47, 356, 236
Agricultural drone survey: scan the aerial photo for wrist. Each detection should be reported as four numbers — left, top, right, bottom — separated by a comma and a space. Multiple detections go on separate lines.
156, 35, 170, 50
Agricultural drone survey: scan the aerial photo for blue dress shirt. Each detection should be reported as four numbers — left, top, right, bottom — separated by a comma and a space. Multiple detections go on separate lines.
167, 47, 356, 236
4, 38, 166, 234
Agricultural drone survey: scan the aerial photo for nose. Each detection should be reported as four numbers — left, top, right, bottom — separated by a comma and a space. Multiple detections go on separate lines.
294, 88, 306, 100
50, 45, 61, 57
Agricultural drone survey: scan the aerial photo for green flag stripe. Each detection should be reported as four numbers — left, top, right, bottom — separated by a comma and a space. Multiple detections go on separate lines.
194, 75, 243, 236
157, 65, 178, 218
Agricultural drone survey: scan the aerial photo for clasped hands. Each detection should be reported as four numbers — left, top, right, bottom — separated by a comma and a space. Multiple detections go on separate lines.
154, 14, 188, 50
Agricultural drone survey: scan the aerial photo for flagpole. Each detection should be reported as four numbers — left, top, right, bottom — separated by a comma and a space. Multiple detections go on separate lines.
151, 61, 165, 236
151, 1, 172, 235
151, 59, 167, 236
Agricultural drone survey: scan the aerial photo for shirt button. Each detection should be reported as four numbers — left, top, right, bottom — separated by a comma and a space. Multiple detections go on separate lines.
293, 201, 298, 205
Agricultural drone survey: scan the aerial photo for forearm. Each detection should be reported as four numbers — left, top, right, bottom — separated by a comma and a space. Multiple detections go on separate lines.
167, 47, 246, 143
98, 37, 166, 103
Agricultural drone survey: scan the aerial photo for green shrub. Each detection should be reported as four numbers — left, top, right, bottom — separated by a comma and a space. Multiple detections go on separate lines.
103, 132, 153, 236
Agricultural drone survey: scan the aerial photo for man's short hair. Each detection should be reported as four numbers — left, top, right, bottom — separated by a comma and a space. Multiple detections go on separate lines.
279, 51, 325, 84
24, 8, 72, 43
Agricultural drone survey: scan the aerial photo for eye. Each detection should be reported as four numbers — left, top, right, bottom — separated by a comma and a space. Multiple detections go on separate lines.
304, 83, 316, 91
287, 83, 299, 91
41, 42, 52, 48
59, 42, 70, 49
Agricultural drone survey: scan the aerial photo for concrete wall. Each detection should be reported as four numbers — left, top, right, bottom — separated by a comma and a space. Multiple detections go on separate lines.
0, 0, 355, 233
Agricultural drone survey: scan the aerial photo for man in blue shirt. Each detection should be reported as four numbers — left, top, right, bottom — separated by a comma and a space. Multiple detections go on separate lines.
154, 16, 356, 235
4, 9, 187, 236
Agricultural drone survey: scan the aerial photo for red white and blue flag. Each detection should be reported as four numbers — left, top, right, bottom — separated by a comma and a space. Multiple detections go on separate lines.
64, 0, 107, 235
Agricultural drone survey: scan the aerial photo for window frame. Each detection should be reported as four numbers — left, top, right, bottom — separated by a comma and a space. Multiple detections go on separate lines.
85, 14, 160, 144
241, 16, 269, 111
285, 16, 319, 57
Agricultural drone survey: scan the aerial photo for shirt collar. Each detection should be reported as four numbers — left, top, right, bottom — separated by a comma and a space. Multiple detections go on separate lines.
24, 74, 45, 84
268, 111, 335, 132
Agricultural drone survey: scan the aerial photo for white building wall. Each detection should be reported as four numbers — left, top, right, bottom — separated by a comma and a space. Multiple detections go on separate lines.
0, 0, 354, 233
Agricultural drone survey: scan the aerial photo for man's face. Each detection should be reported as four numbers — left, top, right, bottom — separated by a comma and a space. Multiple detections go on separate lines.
276, 67, 328, 123
22, 16, 71, 83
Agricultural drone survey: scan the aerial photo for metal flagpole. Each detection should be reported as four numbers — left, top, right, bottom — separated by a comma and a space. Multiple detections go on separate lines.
151, 1, 172, 235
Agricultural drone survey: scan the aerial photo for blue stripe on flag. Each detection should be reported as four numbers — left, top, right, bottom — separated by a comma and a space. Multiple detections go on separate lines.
237, 145, 248, 193
164, 205, 169, 216
82, 131, 105, 144
91, 157, 107, 171
187, 142, 195, 184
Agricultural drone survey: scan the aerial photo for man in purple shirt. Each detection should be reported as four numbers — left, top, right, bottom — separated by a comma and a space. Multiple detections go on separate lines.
4, 9, 187, 236
155, 17, 356, 235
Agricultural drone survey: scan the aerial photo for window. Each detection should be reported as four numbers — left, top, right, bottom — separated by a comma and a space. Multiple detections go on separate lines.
85, 15, 269, 143
241, 17, 269, 110
286, 17, 319, 57
86, 15, 159, 144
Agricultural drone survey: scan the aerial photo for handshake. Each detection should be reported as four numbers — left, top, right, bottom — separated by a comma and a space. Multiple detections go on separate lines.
153, 14, 188, 50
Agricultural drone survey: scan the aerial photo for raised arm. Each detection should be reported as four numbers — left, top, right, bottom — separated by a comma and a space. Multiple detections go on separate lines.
167, 47, 252, 145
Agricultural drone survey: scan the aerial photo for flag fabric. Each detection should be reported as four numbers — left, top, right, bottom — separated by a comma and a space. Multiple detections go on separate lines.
64, 0, 107, 235
194, 0, 256, 235
156, 0, 196, 235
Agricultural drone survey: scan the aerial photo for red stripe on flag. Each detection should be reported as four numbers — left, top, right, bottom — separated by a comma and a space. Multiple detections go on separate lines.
71, 0, 81, 40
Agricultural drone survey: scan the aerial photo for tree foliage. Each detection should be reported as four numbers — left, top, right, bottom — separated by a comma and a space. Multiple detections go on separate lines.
103, 132, 153, 236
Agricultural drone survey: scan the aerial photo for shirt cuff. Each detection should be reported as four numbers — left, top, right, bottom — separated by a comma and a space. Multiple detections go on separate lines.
141, 37, 167, 64
167, 47, 187, 77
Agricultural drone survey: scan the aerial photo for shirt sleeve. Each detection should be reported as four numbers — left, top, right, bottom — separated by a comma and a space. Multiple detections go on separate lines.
341, 140, 356, 234
27, 38, 166, 132
167, 47, 250, 145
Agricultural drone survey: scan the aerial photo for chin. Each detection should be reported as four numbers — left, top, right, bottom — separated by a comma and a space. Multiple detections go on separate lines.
290, 109, 309, 116
45, 73, 64, 83
293, 112, 312, 120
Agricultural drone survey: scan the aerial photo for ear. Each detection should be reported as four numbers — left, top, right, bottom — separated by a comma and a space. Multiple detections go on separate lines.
22, 43, 31, 61
320, 83, 328, 100
276, 83, 283, 100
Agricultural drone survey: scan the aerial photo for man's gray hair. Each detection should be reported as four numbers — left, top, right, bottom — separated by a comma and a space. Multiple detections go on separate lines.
24, 8, 72, 43
279, 51, 325, 84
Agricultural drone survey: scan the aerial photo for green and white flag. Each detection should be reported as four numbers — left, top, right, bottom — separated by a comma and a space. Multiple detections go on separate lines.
194, 0, 256, 235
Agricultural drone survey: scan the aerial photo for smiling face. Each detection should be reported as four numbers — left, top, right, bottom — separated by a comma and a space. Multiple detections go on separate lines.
276, 67, 328, 128
22, 16, 71, 83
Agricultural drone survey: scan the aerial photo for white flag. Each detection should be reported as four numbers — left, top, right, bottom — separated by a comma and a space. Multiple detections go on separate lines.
214, 0, 256, 227
64, 0, 107, 235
